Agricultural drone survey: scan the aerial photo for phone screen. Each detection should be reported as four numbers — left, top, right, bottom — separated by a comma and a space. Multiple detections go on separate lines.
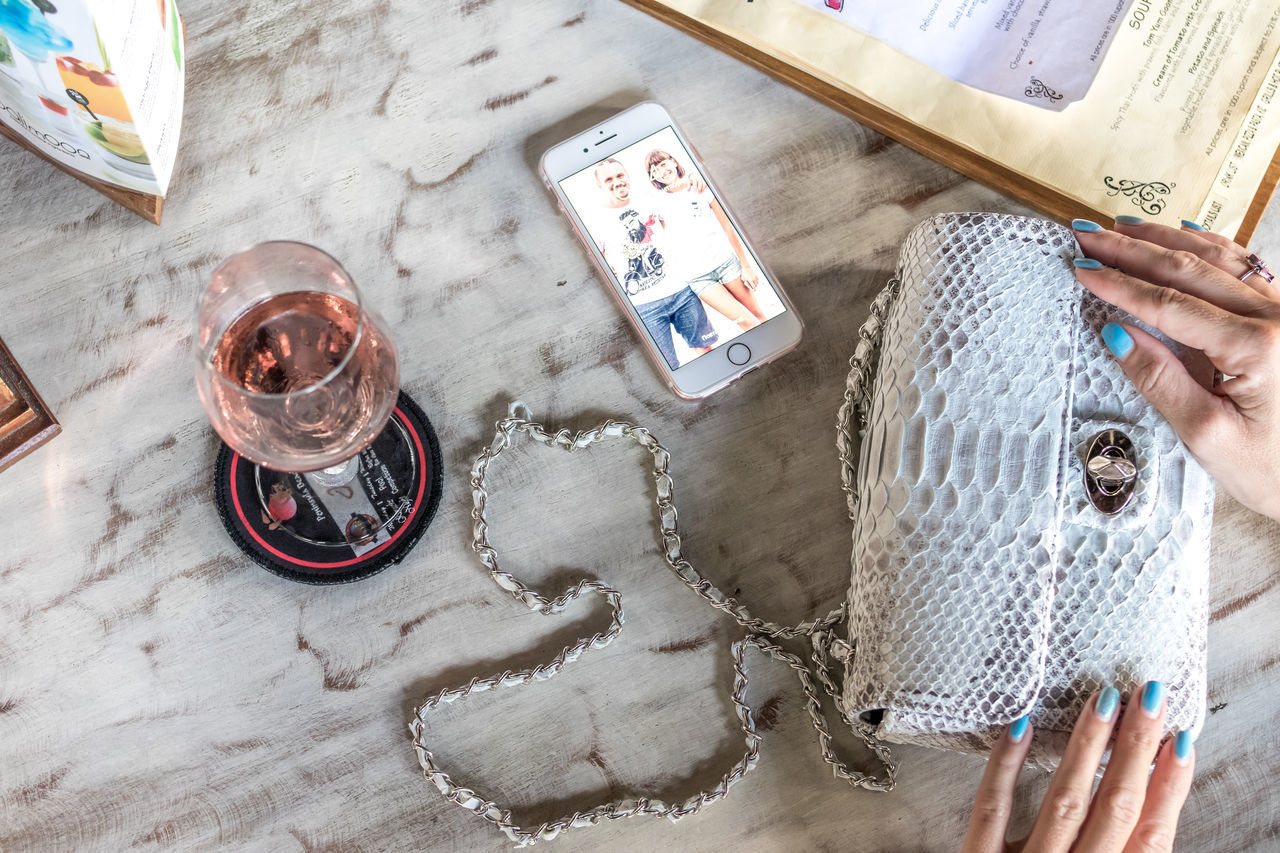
558, 127, 789, 370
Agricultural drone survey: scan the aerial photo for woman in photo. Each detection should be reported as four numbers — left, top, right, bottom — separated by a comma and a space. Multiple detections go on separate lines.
644, 149, 769, 331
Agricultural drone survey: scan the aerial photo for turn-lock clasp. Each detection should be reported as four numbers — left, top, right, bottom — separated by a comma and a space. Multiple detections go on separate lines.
1085, 429, 1138, 514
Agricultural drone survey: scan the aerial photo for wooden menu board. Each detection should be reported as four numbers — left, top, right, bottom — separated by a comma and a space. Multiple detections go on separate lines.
0, 121, 163, 224
0, 336, 60, 475
621, 0, 1280, 246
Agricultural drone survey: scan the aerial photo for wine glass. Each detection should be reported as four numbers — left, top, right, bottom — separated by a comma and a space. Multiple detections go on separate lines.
194, 242, 403, 542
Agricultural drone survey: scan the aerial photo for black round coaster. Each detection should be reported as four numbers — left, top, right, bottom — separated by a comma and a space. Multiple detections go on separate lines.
214, 392, 443, 584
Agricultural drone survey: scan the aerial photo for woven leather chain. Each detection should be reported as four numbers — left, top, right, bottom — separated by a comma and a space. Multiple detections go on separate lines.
409, 281, 903, 847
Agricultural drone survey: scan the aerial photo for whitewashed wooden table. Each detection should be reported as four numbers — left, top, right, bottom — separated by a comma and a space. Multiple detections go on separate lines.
2, 1, 1278, 850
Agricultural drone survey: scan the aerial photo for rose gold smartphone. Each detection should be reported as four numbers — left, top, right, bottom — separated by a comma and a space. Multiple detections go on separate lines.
540, 102, 803, 399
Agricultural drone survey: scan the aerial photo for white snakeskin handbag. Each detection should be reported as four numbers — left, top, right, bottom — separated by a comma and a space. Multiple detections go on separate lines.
410, 212, 1212, 846
829, 212, 1213, 769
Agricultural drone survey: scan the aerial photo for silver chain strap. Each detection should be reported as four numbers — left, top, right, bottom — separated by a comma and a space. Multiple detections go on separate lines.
838, 278, 901, 521
410, 280, 902, 847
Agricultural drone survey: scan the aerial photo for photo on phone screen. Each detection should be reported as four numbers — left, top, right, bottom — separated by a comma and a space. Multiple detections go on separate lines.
557, 127, 788, 371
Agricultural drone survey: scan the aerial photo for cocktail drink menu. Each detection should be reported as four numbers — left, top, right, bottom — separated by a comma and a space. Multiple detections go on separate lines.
626, 0, 1280, 242
0, 0, 183, 202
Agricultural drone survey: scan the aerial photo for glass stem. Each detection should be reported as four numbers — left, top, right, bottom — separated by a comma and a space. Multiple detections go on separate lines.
307, 456, 360, 489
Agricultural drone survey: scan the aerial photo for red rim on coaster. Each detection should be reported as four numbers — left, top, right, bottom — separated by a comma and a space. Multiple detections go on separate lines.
214, 392, 442, 584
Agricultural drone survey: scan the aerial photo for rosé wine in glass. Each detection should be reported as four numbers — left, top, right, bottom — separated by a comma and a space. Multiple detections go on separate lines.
194, 242, 399, 475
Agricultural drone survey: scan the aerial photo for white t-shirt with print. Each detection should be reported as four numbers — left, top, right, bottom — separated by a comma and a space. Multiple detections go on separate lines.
584, 205, 689, 306
654, 186, 735, 280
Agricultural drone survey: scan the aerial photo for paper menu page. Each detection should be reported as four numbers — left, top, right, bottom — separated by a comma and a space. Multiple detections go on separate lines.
659, 0, 1280, 240
96, 0, 183, 194
800, 0, 1133, 110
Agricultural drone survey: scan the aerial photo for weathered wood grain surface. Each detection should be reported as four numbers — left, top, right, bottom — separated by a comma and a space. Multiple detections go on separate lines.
1, 1, 1277, 850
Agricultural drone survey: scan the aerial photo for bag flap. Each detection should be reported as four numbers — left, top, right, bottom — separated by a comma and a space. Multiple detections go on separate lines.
1034, 295, 1214, 738
842, 213, 1080, 731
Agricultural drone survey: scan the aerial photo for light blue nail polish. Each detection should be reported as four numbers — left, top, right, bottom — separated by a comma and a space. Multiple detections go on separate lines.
1096, 686, 1120, 721
1181, 219, 1206, 231
1101, 323, 1135, 360
1072, 218, 1103, 232
1115, 214, 1144, 225
1141, 680, 1165, 717
1074, 258, 1104, 270
1009, 715, 1030, 743
1174, 730, 1193, 762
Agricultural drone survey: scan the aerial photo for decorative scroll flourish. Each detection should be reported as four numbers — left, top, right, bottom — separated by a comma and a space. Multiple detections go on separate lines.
1102, 177, 1176, 215
1024, 77, 1063, 102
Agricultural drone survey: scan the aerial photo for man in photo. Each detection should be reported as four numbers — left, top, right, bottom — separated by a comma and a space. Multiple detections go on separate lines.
587, 157, 718, 369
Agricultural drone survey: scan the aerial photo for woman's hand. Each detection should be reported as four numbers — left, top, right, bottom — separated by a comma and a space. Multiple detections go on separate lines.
1070, 217, 1280, 522
961, 682, 1194, 853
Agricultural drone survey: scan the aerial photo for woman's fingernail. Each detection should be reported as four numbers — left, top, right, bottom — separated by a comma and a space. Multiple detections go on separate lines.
1095, 686, 1120, 721
1141, 680, 1165, 718
1174, 730, 1193, 765
1114, 214, 1144, 225
1009, 715, 1030, 743
1101, 323, 1135, 360
1181, 219, 1206, 231
1072, 218, 1103, 232
1074, 257, 1104, 270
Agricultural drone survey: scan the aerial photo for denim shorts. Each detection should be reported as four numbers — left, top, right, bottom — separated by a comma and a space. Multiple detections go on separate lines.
635, 287, 719, 369
685, 255, 742, 295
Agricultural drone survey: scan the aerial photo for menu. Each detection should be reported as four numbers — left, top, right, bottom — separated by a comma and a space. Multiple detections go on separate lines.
800, 0, 1132, 110
626, 0, 1280, 242
0, 335, 59, 476
0, 0, 184, 199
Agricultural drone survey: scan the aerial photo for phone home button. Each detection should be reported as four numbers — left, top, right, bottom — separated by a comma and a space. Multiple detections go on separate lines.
726, 342, 751, 365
